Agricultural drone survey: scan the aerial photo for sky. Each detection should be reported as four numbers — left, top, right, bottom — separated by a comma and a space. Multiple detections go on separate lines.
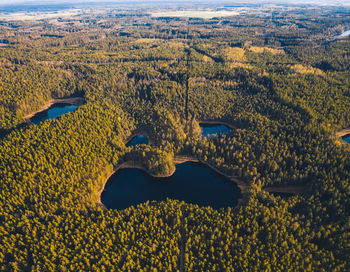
0, 0, 349, 5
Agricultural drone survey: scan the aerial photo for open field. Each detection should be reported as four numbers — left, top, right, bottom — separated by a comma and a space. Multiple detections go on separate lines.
151, 10, 240, 19
0, 9, 82, 21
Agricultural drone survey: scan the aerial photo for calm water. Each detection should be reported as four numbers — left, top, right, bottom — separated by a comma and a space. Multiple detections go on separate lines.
271, 192, 294, 198
200, 123, 231, 137
0, 129, 5, 140
126, 135, 149, 146
101, 162, 241, 210
30, 103, 78, 124
334, 29, 350, 38
343, 134, 350, 143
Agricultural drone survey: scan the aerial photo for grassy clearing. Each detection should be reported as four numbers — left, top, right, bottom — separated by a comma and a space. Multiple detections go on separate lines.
249, 46, 285, 55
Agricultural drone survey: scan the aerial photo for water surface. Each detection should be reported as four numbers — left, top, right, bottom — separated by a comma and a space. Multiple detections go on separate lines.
271, 192, 294, 198
200, 123, 231, 137
30, 103, 78, 124
334, 29, 350, 38
101, 162, 241, 210
342, 134, 350, 143
127, 135, 149, 146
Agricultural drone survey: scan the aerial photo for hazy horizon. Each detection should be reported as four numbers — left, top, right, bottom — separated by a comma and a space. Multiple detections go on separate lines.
1, 0, 350, 5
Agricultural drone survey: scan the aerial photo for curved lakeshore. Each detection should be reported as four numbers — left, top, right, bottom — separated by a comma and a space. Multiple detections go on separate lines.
198, 120, 235, 129
126, 129, 152, 145
96, 122, 306, 209
97, 152, 306, 209
126, 135, 149, 146
263, 186, 305, 194
174, 155, 249, 191
335, 128, 350, 138
99, 159, 242, 210
97, 155, 247, 208
24, 97, 84, 123
198, 120, 233, 138
335, 128, 350, 144
1, 97, 84, 139
96, 160, 176, 207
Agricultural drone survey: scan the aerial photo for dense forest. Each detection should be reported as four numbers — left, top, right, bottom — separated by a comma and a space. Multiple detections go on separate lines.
0, 2, 349, 271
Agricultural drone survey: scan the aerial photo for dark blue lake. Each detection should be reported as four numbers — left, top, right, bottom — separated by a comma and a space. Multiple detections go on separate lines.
200, 123, 231, 137
30, 103, 78, 124
101, 162, 241, 210
343, 134, 350, 143
127, 135, 149, 146
271, 192, 294, 198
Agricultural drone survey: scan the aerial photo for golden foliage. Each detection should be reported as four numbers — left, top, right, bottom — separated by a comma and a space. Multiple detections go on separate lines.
223, 47, 246, 61
134, 38, 161, 44
203, 55, 214, 63
290, 64, 325, 76
249, 46, 285, 55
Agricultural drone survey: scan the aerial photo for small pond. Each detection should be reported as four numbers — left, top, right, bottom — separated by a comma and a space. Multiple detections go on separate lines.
101, 161, 241, 210
200, 123, 231, 138
342, 134, 350, 143
0, 129, 6, 140
126, 135, 149, 147
271, 192, 295, 198
30, 103, 78, 125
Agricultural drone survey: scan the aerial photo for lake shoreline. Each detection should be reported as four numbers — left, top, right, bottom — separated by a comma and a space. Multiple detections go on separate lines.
263, 186, 304, 194
336, 127, 350, 138
96, 120, 305, 209
174, 155, 249, 192
96, 161, 177, 208
96, 155, 249, 208
198, 119, 235, 129
24, 97, 84, 123
96, 155, 306, 209
126, 132, 152, 146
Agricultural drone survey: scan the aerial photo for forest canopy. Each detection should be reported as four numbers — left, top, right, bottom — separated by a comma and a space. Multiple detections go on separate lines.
0, 2, 349, 271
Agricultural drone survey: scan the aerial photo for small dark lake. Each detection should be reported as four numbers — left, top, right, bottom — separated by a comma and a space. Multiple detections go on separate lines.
343, 134, 350, 143
101, 162, 241, 210
0, 129, 6, 140
30, 103, 78, 124
200, 123, 231, 137
271, 192, 294, 198
126, 135, 149, 147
